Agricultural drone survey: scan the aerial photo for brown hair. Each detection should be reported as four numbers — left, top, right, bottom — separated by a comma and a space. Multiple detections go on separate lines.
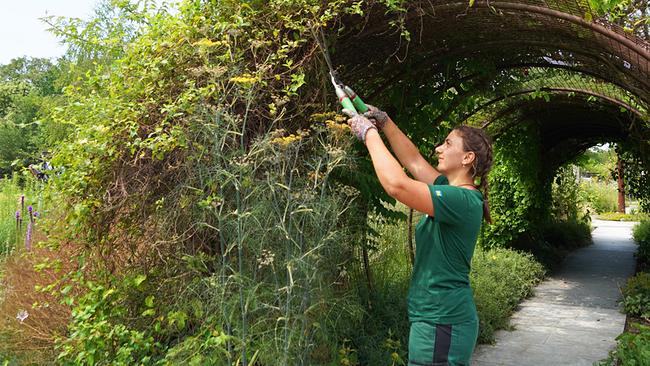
453, 125, 493, 224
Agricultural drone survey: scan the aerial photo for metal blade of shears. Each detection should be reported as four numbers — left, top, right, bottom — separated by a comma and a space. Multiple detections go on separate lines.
309, 24, 341, 87
309, 22, 357, 113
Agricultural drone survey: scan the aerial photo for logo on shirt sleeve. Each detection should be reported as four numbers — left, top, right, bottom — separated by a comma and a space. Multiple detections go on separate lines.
435, 190, 442, 197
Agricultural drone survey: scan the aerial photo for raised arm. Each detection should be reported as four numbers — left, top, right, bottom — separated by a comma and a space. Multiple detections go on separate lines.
381, 118, 441, 184
344, 113, 434, 216
363, 105, 440, 184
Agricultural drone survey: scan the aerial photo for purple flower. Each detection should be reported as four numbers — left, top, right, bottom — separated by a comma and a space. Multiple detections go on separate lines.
28, 205, 32, 213
25, 220, 32, 250
15, 210, 20, 220
34, 212, 40, 218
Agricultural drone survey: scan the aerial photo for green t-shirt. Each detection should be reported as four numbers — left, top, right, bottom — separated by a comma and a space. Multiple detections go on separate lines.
407, 175, 483, 324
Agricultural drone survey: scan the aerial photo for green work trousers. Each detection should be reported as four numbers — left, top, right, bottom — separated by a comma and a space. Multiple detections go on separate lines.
408, 318, 479, 366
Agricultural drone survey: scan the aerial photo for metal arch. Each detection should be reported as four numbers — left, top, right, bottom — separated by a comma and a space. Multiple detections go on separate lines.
364, 40, 650, 102
484, 95, 636, 140
476, 87, 646, 130
358, 1, 650, 63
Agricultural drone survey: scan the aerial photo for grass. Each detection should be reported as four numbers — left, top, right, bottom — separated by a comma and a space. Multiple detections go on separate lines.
597, 211, 648, 221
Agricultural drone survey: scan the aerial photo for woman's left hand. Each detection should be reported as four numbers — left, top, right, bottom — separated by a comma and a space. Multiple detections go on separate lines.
342, 109, 377, 143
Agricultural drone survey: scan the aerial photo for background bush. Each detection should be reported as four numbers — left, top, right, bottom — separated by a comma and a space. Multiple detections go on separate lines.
579, 180, 618, 214
620, 273, 650, 320
471, 247, 546, 342
598, 211, 648, 221
633, 221, 650, 271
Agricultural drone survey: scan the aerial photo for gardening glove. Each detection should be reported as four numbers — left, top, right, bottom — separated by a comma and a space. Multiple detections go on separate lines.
342, 109, 377, 143
362, 104, 389, 130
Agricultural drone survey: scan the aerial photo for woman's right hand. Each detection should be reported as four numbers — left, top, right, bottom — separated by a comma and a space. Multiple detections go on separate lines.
363, 104, 389, 129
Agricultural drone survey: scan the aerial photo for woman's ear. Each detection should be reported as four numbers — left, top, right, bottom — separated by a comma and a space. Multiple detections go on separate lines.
463, 151, 476, 166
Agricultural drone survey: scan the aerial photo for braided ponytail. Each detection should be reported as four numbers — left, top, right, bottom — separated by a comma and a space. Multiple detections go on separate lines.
454, 125, 493, 224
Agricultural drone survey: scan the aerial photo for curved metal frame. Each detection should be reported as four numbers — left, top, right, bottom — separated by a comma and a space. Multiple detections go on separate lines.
477, 87, 645, 129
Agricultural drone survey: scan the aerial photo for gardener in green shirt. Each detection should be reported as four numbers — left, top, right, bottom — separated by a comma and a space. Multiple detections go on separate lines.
343, 105, 493, 366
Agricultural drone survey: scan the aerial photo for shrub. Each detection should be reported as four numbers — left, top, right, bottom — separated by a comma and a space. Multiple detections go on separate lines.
632, 221, 650, 270
471, 247, 546, 343
620, 273, 650, 319
539, 219, 592, 251
597, 322, 650, 366
550, 165, 582, 222
579, 180, 618, 214
55, 280, 160, 366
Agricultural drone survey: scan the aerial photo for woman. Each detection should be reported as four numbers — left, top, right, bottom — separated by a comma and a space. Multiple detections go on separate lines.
344, 105, 493, 366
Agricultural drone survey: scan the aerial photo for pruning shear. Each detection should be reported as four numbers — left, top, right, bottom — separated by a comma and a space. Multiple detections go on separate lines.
309, 24, 368, 115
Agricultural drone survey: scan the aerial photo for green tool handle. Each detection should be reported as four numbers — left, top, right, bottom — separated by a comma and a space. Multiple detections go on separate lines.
335, 85, 357, 113
344, 86, 368, 113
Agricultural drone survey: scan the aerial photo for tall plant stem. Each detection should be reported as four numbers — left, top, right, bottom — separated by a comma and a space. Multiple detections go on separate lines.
236, 185, 247, 366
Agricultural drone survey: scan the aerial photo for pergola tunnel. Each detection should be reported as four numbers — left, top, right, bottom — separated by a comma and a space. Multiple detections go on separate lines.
328, 0, 649, 169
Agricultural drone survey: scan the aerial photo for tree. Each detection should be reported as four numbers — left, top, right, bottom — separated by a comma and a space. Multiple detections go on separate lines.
0, 58, 62, 175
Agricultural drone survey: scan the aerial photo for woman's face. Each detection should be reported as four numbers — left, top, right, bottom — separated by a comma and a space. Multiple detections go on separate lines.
435, 130, 473, 174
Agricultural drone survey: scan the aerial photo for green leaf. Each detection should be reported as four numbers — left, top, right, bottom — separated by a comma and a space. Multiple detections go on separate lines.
142, 308, 156, 317
145, 295, 155, 308
133, 274, 147, 287
61, 285, 73, 295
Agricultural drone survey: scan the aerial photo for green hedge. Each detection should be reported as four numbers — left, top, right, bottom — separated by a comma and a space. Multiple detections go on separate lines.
633, 221, 650, 270
598, 323, 650, 366
471, 247, 546, 342
621, 273, 650, 319
598, 273, 650, 365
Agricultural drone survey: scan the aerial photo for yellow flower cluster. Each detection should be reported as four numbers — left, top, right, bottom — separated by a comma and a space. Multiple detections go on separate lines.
271, 129, 310, 147
325, 119, 350, 132
310, 112, 337, 122
193, 38, 225, 48
230, 73, 259, 85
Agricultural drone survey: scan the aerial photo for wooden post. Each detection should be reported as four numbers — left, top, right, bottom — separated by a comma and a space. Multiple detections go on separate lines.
618, 155, 625, 213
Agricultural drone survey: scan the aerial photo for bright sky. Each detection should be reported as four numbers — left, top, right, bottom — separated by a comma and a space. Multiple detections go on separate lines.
0, 1, 100, 65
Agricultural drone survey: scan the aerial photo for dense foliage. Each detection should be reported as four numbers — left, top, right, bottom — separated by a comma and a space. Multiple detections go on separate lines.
0, 58, 62, 175
633, 220, 650, 271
